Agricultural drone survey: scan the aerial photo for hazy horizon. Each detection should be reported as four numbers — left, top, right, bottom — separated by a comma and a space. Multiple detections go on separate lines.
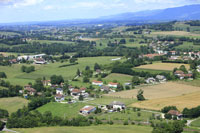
0, 0, 200, 23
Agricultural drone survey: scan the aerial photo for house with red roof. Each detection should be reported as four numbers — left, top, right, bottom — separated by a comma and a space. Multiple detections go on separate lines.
80, 106, 96, 115
92, 80, 103, 86
108, 82, 119, 88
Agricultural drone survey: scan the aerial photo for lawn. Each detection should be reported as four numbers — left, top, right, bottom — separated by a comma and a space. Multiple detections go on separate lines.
37, 102, 87, 118
0, 97, 29, 114
131, 91, 200, 111
175, 42, 200, 51
104, 73, 132, 85
135, 63, 189, 71
105, 82, 200, 100
191, 118, 200, 127
1, 56, 120, 85
13, 125, 152, 133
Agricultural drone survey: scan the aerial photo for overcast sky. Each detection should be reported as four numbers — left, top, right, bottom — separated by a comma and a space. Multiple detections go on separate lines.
0, 0, 200, 23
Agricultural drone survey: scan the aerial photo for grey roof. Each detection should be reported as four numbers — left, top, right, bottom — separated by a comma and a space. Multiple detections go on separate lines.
109, 101, 125, 106
56, 88, 63, 91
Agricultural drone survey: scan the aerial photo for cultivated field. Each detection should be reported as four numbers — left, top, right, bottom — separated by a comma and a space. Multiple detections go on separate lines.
135, 63, 190, 71
13, 125, 152, 133
0, 97, 29, 114
191, 118, 200, 128
151, 31, 200, 37
131, 91, 200, 111
105, 82, 200, 100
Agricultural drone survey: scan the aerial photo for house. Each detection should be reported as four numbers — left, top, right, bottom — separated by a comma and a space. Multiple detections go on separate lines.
71, 89, 81, 96
56, 88, 63, 95
108, 82, 118, 88
34, 58, 46, 64
55, 94, 65, 102
42, 80, 51, 86
145, 77, 156, 84
168, 110, 183, 120
108, 101, 126, 111
143, 54, 164, 59
68, 86, 74, 91
156, 75, 167, 82
92, 80, 103, 86
169, 51, 176, 56
24, 87, 36, 96
9, 59, 17, 64
174, 70, 184, 77
95, 69, 102, 74
80, 106, 96, 115
100, 86, 110, 92
80, 87, 86, 93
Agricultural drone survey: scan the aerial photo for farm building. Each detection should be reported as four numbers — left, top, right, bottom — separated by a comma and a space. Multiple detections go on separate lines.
92, 80, 103, 86
168, 110, 183, 120
42, 80, 51, 86
145, 77, 156, 84
108, 101, 126, 111
100, 86, 110, 92
71, 89, 81, 96
80, 106, 96, 115
34, 58, 46, 64
156, 75, 167, 82
24, 87, 36, 96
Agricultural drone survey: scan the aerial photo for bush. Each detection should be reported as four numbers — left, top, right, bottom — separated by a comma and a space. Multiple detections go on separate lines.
0, 121, 5, 131
123, 120, 129, 125
161, 106, 177, 113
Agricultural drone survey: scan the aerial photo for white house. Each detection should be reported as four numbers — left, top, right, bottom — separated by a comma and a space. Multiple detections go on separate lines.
92, 80, 103, 86
56, 88, 63, 95
55, 94, 65, 102
108, 82, 118, 88
145, 77, 156, 84
156, 75, 167, 82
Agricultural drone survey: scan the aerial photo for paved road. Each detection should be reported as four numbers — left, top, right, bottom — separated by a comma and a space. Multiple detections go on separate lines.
2, 125, 19, 133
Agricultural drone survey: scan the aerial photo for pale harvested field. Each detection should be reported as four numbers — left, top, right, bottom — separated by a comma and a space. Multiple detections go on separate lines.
105, 82, 200, 100
151, 31, 200, 37
81, 38, 100, 41
135, 63, 190, 71
131, 92, 200, 111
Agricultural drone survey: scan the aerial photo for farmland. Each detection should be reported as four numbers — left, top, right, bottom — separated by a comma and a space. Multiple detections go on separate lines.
191, 118, 200, 127
131, 91, 200, 111
105, 82, 200, 100
135, 63, 190, 71
0, 97, 29, 114
151, 31, 200, 38
13, 125, 152, 133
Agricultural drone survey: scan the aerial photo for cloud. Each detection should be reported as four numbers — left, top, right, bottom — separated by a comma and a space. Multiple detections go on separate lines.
0, 0, 44, 7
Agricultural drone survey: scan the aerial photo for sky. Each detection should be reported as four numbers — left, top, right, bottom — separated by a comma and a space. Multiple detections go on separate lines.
0, 0, 200, 23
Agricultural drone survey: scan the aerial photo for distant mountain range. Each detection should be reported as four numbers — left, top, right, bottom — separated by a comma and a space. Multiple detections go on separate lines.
99, 4, 200, 21
1, 4, 200, 25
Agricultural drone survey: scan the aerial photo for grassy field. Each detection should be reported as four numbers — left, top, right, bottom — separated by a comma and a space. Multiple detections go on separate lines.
105, 82, 200, 100
37, 102, 86, 118
0, 97, 29, 114
177, 79, 200, 87
28, 40, 75, 45
87, 96, 136, 106
151, 31, 200, 38
131, 91, 200, 111
175, 42, 200, 51
191, 118, 200, 127
135, 63, 189, 71
1, 56, 120, 85
13, 125, 152, 133
104, 73, 132, 85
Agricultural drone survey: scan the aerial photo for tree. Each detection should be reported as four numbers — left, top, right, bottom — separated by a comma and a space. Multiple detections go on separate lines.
79, 95, 84, 101
21, 65, 26, 72
33, 78, 44, 92
137, 89, 145, 101
83, 77, 89, 83
164, 113, 172, 119
50, 75, 64, 85
76, 69, 81, 76
0, 72, 7, 78
161, 106, 178, 113
94, 63, 101, 71
132, 76, 140, 86
179, 65, 187, 73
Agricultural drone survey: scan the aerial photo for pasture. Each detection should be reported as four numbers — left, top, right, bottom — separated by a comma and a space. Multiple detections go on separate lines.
0, 97, 29, 114
1, 56, 119, 85
37, 102, 86, 118
13, 125, 152, 133
191, 118, 200, 128
104, 73, 132, 85
135, 63, 189, 71
105, 82, 200, 100
131, 91, 200, 111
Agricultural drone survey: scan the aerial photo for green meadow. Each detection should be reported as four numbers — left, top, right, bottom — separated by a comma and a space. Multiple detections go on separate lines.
1, 56, 120, 85
13, 125, 153, 133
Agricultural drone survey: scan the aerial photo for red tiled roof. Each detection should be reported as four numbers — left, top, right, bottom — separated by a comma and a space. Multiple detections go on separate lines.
168, 110, 181, 116
80, 106, 95, 112
175, 70, 184, 74
93, 80, 103, 83
80, 87, 86, 90
72, 89, 81, 93
108, 82, 119, 85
